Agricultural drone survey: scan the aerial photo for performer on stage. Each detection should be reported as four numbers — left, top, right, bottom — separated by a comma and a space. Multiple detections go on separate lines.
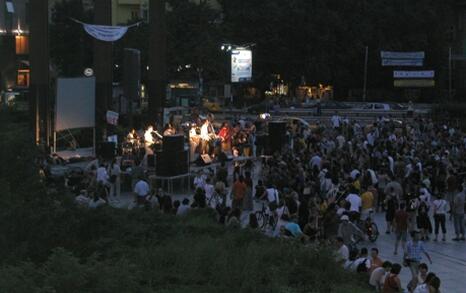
218, 122, 232, 154
200, 117, 216, 155
189, 123, 201, 162
144, 126, 162, 155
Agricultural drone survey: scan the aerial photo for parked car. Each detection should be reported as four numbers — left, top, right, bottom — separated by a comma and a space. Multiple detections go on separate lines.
360, 103, 391, 111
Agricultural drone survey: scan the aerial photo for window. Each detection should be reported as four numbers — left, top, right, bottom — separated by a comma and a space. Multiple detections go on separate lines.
6, 1, 14, 13
15, 36, 29, 55
17, 69, 30, 87
131, 10, 139, 20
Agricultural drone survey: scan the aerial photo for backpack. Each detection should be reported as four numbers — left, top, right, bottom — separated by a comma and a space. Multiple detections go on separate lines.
356, 258, 368, 273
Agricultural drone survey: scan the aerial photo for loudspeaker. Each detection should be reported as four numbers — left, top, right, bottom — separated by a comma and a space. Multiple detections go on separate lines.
123, 48, 141, 100
268, 122, 287, 154
163, 135, 184, 152
156, 150, 188, 176
97, 142, 116, 160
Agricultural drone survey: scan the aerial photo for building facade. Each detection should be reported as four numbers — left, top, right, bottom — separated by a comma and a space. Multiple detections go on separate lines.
0, 0, 29, 92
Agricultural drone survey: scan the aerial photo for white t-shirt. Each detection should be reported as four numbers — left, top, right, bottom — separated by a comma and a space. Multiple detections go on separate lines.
204, 184, 215, 200
346, 193, 362, 212
88, 198, 106, 209
176, 205, 190, 216
266, 188, 279, 204
331, 115, 341, 128
433, 199, 448, 214
413, 284, 429, 293
310, 155, 322, 170
336, 244, 349, 262
134, 180, 150, 197
369, 267, 387, 287
351, 257, 371, 272
350, 169, 361, 180
96, 167, 109, 183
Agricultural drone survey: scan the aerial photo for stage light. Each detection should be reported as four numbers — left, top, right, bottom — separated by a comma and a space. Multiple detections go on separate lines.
228, 45, 232, 51
221, 45, 225, 50
260, 113, 271, 120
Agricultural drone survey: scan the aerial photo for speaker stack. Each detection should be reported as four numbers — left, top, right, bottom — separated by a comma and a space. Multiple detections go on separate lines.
97, 142, 116, 160
267, 122, 287, 154
156, 135, 188, 176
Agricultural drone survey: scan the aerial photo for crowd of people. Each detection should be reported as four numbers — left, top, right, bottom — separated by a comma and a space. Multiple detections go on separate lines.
53, 111, 466, 293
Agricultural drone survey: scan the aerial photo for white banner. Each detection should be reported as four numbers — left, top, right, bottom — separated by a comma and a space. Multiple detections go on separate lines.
83, 24, 128, 42
71, 18, 140, 42
393, 70, 435, 79
382, 59, 423, 67
106, 111, 119, 126
231, 49, 252, 83
381, 51, 425, 59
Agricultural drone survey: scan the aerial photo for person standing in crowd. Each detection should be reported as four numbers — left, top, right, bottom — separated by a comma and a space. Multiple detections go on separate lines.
370, 261, 392, 292
417, 198, 431, 241
231, 175, 247, 210
203, 177, 215, 206
345, 186, 362, 221
394, 203, 409, 255
133, 176, 150, 206
452, 183, 465, 241
108, 158, 121, 201
405, 231, 432, 291
385, 193, 398, 234
243, 171, 254, 211
382, 263, 402, 293
432, 194, 448, 242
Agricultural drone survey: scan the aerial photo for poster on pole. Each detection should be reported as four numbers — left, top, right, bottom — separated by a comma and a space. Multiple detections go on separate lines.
106, 111, 119, 126
382, 59, 423, 67
394, 79, 435, 87
393, 70, 435, 79
381, 51, 425, 59
231, 49, 252, 83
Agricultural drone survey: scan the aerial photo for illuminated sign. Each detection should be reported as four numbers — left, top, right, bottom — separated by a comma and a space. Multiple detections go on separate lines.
231, 49, 252, 83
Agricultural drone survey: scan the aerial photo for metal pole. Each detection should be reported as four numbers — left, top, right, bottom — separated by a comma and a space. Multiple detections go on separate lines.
363, 46, 369, 102
449, 47, 452, 100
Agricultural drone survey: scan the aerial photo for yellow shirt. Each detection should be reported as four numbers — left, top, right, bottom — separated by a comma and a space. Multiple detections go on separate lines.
361, 191, 374, 210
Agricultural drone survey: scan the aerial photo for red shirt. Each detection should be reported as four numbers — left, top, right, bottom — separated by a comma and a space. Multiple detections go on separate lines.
232, 181, 247, 200
394, 210, 408, 232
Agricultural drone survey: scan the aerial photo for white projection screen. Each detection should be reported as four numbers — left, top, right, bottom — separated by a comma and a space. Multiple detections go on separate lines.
55, 77, 96, 131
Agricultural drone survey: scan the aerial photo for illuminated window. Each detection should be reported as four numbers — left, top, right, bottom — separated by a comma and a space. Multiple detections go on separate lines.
17, 69, 30, 87
15, 36, 29, 55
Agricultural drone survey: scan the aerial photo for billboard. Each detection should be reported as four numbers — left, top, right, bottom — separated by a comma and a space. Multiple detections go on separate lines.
231, 49, 252, 83
393, 70, 435, 79
55, 77, 96, 131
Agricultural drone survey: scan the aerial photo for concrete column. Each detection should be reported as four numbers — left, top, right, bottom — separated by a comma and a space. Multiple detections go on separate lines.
94, 0, 113, 142
148, 0, 167, 125
29, 0, 50, 147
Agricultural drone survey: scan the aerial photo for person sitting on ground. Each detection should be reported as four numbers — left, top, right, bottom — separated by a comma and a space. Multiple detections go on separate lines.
88, 192, 106, 209
413, 273, 440, 293
248, 213, 259, 230
173, 200, 180, 215
382, 263, 402, 293
192, 187, 207, 208
370, 247, 384, 273
353, 247, 371, 273
75, 190, 90, 207
280, 218, 304, 239
335, 236, 349, 265
369, 261, 392, 292
226, 208, 241, 228
176, 198, 191, 216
